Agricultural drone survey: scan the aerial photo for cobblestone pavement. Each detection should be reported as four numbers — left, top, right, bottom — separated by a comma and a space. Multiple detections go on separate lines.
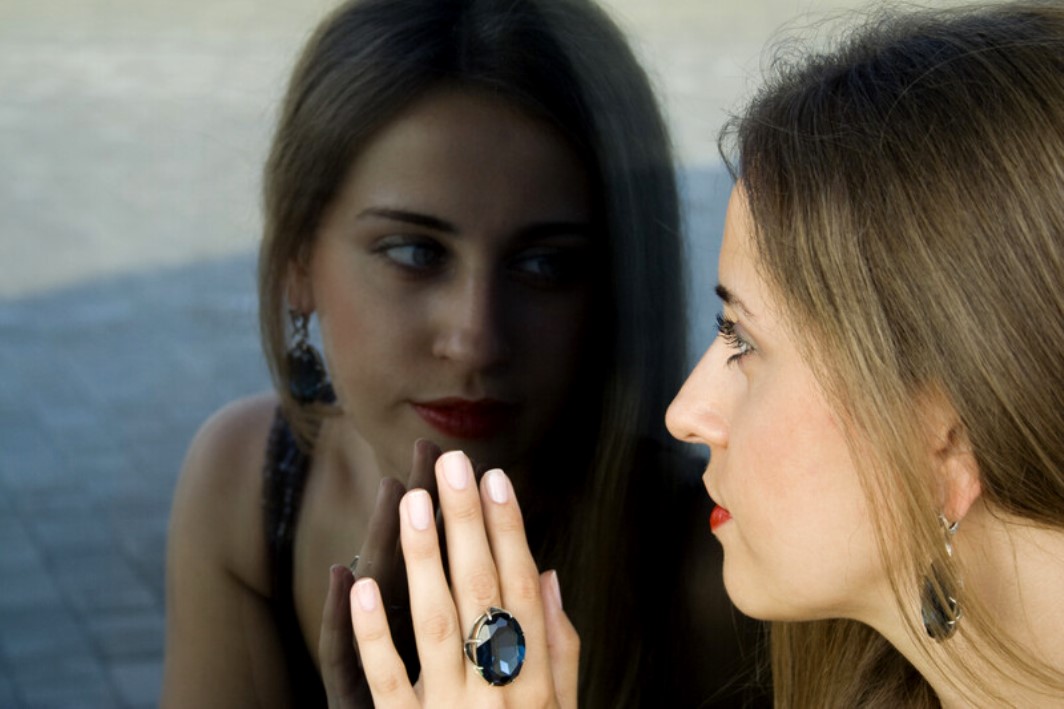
0, 256, 267, 707
0, 0, 959, 705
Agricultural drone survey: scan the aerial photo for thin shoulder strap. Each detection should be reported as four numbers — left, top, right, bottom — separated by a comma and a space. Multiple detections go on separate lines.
262, 408, 327, 704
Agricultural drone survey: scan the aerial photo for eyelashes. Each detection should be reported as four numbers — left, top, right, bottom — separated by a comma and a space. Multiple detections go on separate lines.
715, 313, 754, 364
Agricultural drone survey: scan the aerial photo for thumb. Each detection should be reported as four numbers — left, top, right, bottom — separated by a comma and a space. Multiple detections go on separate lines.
541, 570, 579, 709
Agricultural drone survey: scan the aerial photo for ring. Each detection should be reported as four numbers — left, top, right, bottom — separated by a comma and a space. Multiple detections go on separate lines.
463, 607, 526, 686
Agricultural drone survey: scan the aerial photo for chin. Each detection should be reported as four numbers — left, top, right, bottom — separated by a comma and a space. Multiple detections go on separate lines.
721, 564, 789, 622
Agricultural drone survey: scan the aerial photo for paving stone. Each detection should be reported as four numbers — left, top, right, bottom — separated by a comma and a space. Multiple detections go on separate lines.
11, 653, 119, 708
0, 555, 64, 610
0, 605, 88, 662
109, 658, 163, 707
0, 423, 62, 489
0, 513, 38, 565
51, 552, 157, 615
86, 609, 164, 661
107, 512, 169, 603
7, 480, 93, 517
19, 358, 93, 417
27, 509, 118, 559
0, 672, 18, 707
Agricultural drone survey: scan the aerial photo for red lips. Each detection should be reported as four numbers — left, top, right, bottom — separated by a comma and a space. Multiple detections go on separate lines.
709, 504, 732, 532
411, 398, 517, 439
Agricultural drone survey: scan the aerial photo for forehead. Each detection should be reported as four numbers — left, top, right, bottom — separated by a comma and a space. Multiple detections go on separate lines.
719, 187, 759, 296
334, 87, 592, 223
361, 88, 587, 183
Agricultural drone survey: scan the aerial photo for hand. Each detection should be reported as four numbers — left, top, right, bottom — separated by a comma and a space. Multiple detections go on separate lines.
319, 439, 442, 708
349, 451, 580, 707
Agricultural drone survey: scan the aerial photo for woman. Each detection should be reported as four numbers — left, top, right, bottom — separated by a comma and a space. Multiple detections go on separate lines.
668, 0, 1064, 705
162, 0, 759, 706
351, 1, 1064, 706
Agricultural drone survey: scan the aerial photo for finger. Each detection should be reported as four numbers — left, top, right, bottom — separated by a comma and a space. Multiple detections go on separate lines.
435, 452, 501, 628
361, 477, 420, 683
360, 478, 406, 590
407, 439, 441, 502
408, 440, 443, 580
321, 565, 362, 706
478, 469, 551, 690
398, 488, 465, 694
541, 570, 580, 709
350, 577, 417, 708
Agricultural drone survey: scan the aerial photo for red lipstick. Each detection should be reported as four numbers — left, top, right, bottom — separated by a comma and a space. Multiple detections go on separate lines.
709, 504, 732, 532
411, 399, 516, 440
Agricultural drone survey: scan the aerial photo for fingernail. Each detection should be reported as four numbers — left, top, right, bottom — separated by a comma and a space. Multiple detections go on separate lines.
548, 570, 563, 610
328, 564, 350, 607
407, 489, 433, 530
485, 468, 509, 504
441, 451, 470, 490
354, 578, 378, 612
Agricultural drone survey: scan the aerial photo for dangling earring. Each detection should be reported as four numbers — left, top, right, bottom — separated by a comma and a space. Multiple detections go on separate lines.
920, 514, 961, 641
286, 309, 334, 404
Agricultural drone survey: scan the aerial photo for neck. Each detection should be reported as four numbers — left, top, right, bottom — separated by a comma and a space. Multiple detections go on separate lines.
867, 500, 1064, 706
318, 416, 386, 493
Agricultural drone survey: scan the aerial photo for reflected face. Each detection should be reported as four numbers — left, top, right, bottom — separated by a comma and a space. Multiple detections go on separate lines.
294, 87, 595, 477
665, 187, 885, 623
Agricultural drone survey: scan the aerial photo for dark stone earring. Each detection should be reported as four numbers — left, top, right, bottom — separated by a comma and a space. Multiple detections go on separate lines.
286, 310, 335, 404
920, 515, 961, 641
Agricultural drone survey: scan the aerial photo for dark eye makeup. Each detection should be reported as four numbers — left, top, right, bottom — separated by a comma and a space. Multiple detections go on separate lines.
715, 313, 754, 364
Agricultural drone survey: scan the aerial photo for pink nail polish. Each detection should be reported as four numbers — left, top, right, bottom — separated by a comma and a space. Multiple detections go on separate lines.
354, 578, 378, 612
407, 489, 433, 530
548, 570, 563, 610
441, 451, 470, 490
486, 469, 509, 504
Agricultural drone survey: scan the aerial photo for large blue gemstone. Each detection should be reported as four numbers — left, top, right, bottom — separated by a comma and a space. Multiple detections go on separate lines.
471, 609, 526, 686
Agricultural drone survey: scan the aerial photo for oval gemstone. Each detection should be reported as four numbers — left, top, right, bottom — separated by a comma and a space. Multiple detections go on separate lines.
470, 609, 526, 685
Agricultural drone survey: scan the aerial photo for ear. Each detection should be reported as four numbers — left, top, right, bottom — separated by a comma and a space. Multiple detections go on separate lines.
285, 257, 315, 315
923, 391, 982, 522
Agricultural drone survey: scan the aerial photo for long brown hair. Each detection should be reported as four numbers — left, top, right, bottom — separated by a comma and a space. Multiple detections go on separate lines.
723, 2, 1064, 705
258, 0, 687, 704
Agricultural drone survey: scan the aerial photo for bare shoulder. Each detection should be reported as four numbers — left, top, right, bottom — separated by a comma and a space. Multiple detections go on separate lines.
170, 392, 280, 589
163, 392, 294, 707
180, 393, 278, 492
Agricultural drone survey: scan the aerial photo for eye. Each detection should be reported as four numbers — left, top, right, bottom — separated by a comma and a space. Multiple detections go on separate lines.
715, 313, 754, 365
374, 238, 446, 272
509, 247, 590, 288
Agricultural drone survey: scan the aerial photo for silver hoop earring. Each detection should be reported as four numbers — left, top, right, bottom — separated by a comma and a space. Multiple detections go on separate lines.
920, 514, 961, 641
286, 310, 334, 404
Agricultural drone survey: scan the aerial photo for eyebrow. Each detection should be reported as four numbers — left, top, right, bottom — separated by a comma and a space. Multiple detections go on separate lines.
357, 206, 595, 241
357, 207, 456, 232
715, 284, 754, 317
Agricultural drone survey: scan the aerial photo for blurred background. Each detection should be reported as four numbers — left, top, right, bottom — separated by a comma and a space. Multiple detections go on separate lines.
0, 0, 961, 705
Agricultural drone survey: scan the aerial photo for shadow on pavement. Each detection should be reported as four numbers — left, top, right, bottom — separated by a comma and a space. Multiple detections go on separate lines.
0, 251, 267, 708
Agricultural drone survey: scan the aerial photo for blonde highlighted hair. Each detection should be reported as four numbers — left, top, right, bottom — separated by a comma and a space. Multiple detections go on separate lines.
723, 2, 1064, 705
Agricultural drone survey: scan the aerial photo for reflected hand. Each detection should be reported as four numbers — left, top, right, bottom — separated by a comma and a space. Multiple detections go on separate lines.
319, 439, 442, 708
349, 451, 579, 708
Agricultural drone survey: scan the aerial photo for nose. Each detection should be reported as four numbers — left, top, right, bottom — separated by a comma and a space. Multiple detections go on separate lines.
665, 341, 731, 449
432, 272, 510, 369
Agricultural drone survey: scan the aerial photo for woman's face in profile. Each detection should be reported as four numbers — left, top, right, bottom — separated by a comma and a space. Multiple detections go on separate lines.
291, 87, 597, 476
666, 187, 887, 625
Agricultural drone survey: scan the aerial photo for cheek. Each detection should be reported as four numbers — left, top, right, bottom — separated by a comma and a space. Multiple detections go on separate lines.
512, 293, 590, 376
315, 278, 426, 393
730, 383, 865, 545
